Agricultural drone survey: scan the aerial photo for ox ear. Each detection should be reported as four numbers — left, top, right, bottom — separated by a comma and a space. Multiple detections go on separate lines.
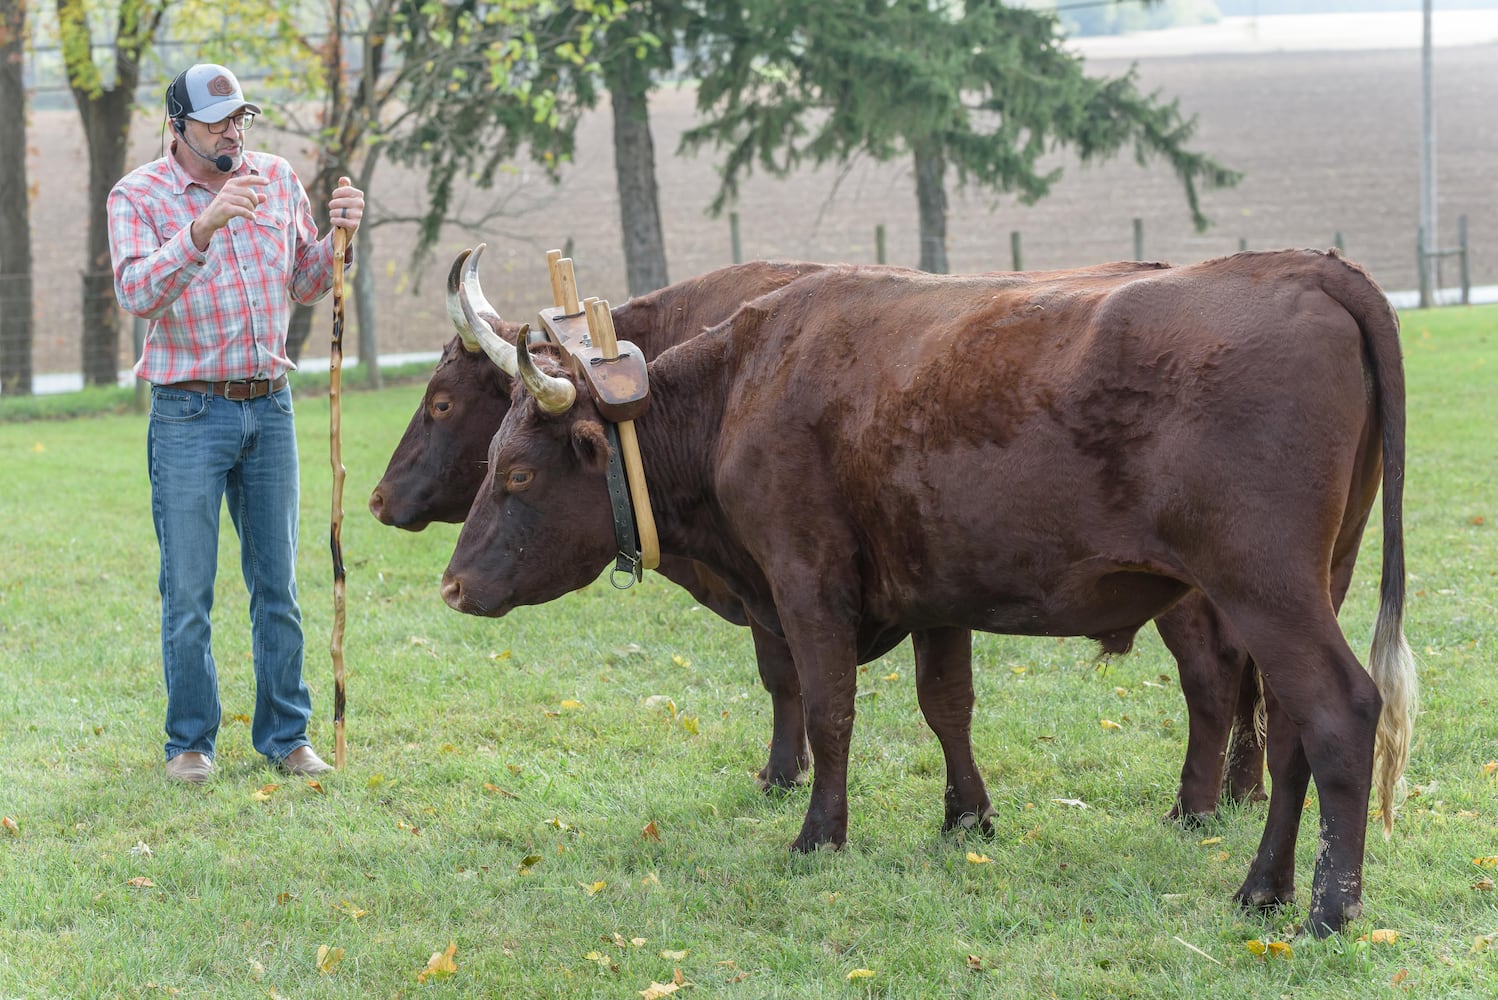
570, 419, 611, 474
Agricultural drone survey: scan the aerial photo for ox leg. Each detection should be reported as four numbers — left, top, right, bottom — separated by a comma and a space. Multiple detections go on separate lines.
748, 620, 811, 791
1234, 690, 1307, 912
1223, 609, 1380, 936
911, 628, 994, 835
1156, 597, 1263, 824
786, 629, 859, 853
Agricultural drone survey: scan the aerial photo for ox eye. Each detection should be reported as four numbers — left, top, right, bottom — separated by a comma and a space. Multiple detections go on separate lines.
429, 394, 454, 418
506, 469, 534, 491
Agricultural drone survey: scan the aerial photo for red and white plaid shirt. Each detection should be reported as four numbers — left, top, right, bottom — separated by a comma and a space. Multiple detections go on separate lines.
108, 149, 343, 384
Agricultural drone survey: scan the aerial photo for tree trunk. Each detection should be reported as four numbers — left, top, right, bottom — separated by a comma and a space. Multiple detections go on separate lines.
354, 223, 379, 388
607, 61, 668, 296
60, 0, 156, 388
913, 141, 949, 274
0, 0, 34, 395
286, 165, 343, 362
76, 86, 134, 385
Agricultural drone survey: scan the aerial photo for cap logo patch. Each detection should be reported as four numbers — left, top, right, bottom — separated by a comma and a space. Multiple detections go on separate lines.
207, 75, 236, 97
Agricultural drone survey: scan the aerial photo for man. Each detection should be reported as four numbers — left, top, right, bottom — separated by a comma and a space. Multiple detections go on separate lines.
107, 63, 364, 783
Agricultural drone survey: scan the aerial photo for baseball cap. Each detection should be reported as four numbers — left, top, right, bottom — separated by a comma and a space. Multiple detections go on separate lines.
167, 64, 263, 124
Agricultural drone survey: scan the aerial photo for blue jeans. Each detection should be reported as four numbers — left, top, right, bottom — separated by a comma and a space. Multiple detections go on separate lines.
147, 384, 311, 766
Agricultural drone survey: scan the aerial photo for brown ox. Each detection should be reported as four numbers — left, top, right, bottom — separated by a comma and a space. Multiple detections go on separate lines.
441, 249, 1414, 935
372, 252, 1293, 821
371, 252, 828, 788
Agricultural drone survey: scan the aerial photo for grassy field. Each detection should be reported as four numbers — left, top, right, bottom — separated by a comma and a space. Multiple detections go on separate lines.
1, 305, 1495, 998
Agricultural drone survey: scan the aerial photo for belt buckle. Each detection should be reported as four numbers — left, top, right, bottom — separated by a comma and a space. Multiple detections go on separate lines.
222, 380, 255, 401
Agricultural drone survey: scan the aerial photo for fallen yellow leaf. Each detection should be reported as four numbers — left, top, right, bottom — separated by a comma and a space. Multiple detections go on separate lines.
846, 968, 875, 980
125, 877, 154, 888
518, 854, 543, 874
1368, 929, 1401, 945
1114, 687, 1128, 697
1266, 941, 1292, 959
1100, 719, 1122, 730
1010, 666, 1027, 675
672, 655, 691, 668
966, 852, 993, 864
660, 949, 689, 960
1474, 856, 1498, 868
1245, 939, 1267, 956
1, 816, 17, 835
305, 780, 326, 794
253, 784, 280, 801
416, 941, 458, 983
560, 699, 582, 710
883, 671, 899, 681
1199, 836, 1223, 846
332, 900, 369, 919
640, 982, 682, 1000
580, 880, 606, 896
1483, 760, 1497, 776
316, 945, 345, 974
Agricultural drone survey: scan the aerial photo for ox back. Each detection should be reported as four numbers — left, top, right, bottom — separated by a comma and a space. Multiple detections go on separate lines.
443, 249, 1414, 935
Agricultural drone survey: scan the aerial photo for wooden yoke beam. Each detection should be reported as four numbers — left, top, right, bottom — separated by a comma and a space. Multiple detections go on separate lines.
586, 298, 659, 571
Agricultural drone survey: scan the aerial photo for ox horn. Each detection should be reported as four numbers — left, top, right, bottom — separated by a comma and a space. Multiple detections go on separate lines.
515, 324, 577, 414
444, 247, 479, 352
461, 243, 519, 375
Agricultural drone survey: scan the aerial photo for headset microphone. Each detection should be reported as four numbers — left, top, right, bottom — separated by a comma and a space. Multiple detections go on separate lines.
173, 120, 235, 172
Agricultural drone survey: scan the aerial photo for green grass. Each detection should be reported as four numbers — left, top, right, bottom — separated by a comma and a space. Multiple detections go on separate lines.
1, 306, 1496, 998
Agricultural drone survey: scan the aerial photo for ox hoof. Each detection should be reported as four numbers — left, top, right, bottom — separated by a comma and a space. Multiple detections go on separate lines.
1304, 898, 1362, 939
1164, 806, 1214, 830
943, 808, 996, 837
1224, 782, 1269, 806
756, 764, 808, 793
1234, 882, 1295, 914
790, 835, 845, 855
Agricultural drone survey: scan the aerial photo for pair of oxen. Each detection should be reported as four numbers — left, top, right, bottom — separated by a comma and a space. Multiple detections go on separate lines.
370, 247, 1414, 936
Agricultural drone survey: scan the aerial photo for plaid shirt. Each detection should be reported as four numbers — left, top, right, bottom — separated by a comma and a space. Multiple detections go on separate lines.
108, 149, 344, 384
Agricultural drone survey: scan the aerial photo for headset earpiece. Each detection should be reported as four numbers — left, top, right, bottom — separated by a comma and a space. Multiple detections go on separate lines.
165, 71, 188, 130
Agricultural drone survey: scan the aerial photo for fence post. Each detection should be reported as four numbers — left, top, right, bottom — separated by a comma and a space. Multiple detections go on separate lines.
1459, 214, 1470, 305
729, 212, 742, 265
1132, 218, 1144, 261
1010, 231, 1023, 272
876, 224, 887, 265
1417, 225, 1431, 308
1334, 231, 1344, 252
1238, 237, 1247, 252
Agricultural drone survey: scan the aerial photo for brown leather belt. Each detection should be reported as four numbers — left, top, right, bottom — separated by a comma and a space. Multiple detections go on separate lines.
160, 374, 288, 400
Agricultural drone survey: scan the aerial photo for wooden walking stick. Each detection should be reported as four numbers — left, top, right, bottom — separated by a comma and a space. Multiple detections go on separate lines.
329, 207, 350, 769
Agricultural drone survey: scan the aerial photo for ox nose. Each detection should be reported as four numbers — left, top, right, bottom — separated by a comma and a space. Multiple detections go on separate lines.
368, 487, 391, 524
440, 572, 465, 610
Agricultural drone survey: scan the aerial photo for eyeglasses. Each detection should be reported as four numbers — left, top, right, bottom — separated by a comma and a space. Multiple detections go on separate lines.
206, 113, 256, 135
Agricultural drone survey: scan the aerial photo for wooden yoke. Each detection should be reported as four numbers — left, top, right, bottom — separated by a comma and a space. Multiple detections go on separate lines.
536, 251, 659, 571
585, 298, 659, 570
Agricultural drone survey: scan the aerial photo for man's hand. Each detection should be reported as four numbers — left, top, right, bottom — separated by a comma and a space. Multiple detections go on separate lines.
329, 175, 365, 233
191, 175, 271, 251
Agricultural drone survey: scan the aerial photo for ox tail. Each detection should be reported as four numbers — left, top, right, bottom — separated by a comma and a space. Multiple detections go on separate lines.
1326, 249, 1417, 837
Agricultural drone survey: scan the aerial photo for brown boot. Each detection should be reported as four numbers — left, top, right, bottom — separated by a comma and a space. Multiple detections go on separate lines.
165, 751, 214, 784
279, 745, 333, 776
